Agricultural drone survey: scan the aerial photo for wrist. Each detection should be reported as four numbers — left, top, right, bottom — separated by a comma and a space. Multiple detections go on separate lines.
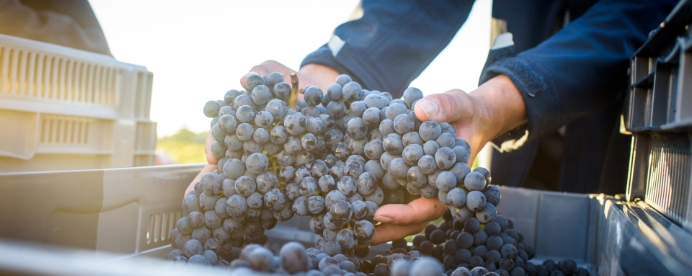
469, 74, 527, 141
298, 63, 341, 91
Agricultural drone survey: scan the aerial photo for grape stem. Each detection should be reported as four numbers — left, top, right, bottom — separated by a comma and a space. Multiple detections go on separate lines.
289, 72, 300, 109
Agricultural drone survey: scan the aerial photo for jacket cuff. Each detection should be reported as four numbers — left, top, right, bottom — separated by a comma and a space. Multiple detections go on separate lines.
479, 56, 558, 151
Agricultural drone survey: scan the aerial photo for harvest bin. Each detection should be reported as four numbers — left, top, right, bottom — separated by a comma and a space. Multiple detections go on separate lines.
0, 34, 156, 172
0, 165, 689, 275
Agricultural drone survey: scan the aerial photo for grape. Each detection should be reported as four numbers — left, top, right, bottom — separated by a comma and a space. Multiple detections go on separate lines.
379, 119, 395, 136
435, 147, 457, 170
393, 113, 415, 135
337, 176, 358, 197
327, 101, 347, 119
466, 191, 487, 212
279, 242, 309, 273
406, 166, 427, 188
248, 247, 275, 272
363, 186, 384, 205
224, 89, 243, 105
409, 257, 443, 276
284, 112, 307, 136
245, 73, 265, 92
300, 176, 319, 196
402, 132, 423, 147
235, 123, 254, 141
436, 132, 456, 148
210, 141, 226, 159
388, 158, 410, 180
293, 196, 310, 216
353, 172, 376, 195
476, 202, 497, 223
385, 102, 408, 120
402, 144, 424, 166
336, 228, 358, 250
233, 94, 254, 111
343, 82, 363, 102
417, 155, 437, 175
273, 82, 291, 100
203, 101, 221, 118
446, 188, 467, 208
251, 85, 272, 106
347, 117, 368, 140
264, 188, 287, 211
303, 86, 323, 106
435, 171, 457, 192
463, 171, 486, 191
199, 193, 219, 211
422, 140, 439, 156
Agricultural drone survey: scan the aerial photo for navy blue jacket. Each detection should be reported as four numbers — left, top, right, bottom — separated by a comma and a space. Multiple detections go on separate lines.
302, 0, 675, 193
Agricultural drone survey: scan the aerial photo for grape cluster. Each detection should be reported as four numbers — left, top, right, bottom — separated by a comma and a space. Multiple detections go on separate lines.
168, 71, 603, 276
357, 210, 590, 276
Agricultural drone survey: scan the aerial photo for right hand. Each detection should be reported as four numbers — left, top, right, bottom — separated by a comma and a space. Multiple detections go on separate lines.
371, 74, 528, 244
239, 61, 340, 92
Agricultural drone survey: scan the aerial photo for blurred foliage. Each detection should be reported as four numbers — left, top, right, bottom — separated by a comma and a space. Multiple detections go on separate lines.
156, 128, 207, 164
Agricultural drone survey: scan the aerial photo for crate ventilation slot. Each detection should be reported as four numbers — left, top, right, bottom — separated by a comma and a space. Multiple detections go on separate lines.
0, 47, 120, 105
147, 211, 181, 244
38, 115, 94, 147
645, 135, 691, 224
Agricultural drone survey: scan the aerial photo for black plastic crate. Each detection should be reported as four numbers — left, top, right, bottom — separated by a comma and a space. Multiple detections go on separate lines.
625, 0, 692, 232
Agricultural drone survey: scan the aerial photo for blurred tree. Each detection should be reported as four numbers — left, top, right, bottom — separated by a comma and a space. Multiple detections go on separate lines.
156, 128, 207, 164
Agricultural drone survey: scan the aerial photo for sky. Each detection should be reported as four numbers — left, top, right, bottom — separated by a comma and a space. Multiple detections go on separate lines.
89, 0, 491, 137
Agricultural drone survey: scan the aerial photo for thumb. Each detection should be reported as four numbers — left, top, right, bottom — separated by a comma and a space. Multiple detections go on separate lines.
414, 90, 469, 123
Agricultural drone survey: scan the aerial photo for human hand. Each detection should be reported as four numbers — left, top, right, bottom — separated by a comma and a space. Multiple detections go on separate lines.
370, 74, 527, 244
184, 132, 218, 197
239, 60, 340, 92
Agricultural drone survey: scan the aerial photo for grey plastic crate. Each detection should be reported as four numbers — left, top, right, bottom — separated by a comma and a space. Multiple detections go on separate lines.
1, 165, 690, 275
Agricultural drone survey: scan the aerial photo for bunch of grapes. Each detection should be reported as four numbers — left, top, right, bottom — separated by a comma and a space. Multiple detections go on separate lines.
166, 71, 553, 275
355, 210, 590, 276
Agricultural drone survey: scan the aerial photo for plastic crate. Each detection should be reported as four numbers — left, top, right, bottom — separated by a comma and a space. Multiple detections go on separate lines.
624, 0, 692, 232
0, 34, 156, 172
1, 165, 691, 274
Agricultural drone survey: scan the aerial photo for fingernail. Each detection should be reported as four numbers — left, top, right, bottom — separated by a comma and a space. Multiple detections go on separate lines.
418, 99, 439, 119
374, 215, 393, 223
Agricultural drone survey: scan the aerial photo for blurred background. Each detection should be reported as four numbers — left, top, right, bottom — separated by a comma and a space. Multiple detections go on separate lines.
89, 0, 491, 163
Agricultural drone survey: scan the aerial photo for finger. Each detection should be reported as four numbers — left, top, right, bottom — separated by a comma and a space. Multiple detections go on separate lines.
258, 60, 295, 84
373, 197, 446, 225
413, 90, 470, 123
205, 131, 219, 165
370, 221, 428, 245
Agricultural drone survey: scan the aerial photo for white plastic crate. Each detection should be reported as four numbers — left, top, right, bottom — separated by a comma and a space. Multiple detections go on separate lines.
0, 34, 156, 171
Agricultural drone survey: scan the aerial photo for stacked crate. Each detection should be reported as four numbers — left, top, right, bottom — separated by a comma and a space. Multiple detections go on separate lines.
624, 0, 692, 231
0, 34, 156, 172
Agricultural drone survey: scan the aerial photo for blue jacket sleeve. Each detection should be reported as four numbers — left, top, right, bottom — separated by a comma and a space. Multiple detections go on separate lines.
301, 0, 475, 98
480, 0, 673, 145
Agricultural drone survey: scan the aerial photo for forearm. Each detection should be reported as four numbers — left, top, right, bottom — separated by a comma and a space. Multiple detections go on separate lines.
302, 0, 474, 96
480, 0, 671, 142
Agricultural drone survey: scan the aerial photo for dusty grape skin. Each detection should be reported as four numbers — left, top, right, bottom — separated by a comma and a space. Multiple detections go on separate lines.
435, 147, 457, 170
402, 144, 424, 166
466, 191, 487, 212
336, 176, 358, 197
